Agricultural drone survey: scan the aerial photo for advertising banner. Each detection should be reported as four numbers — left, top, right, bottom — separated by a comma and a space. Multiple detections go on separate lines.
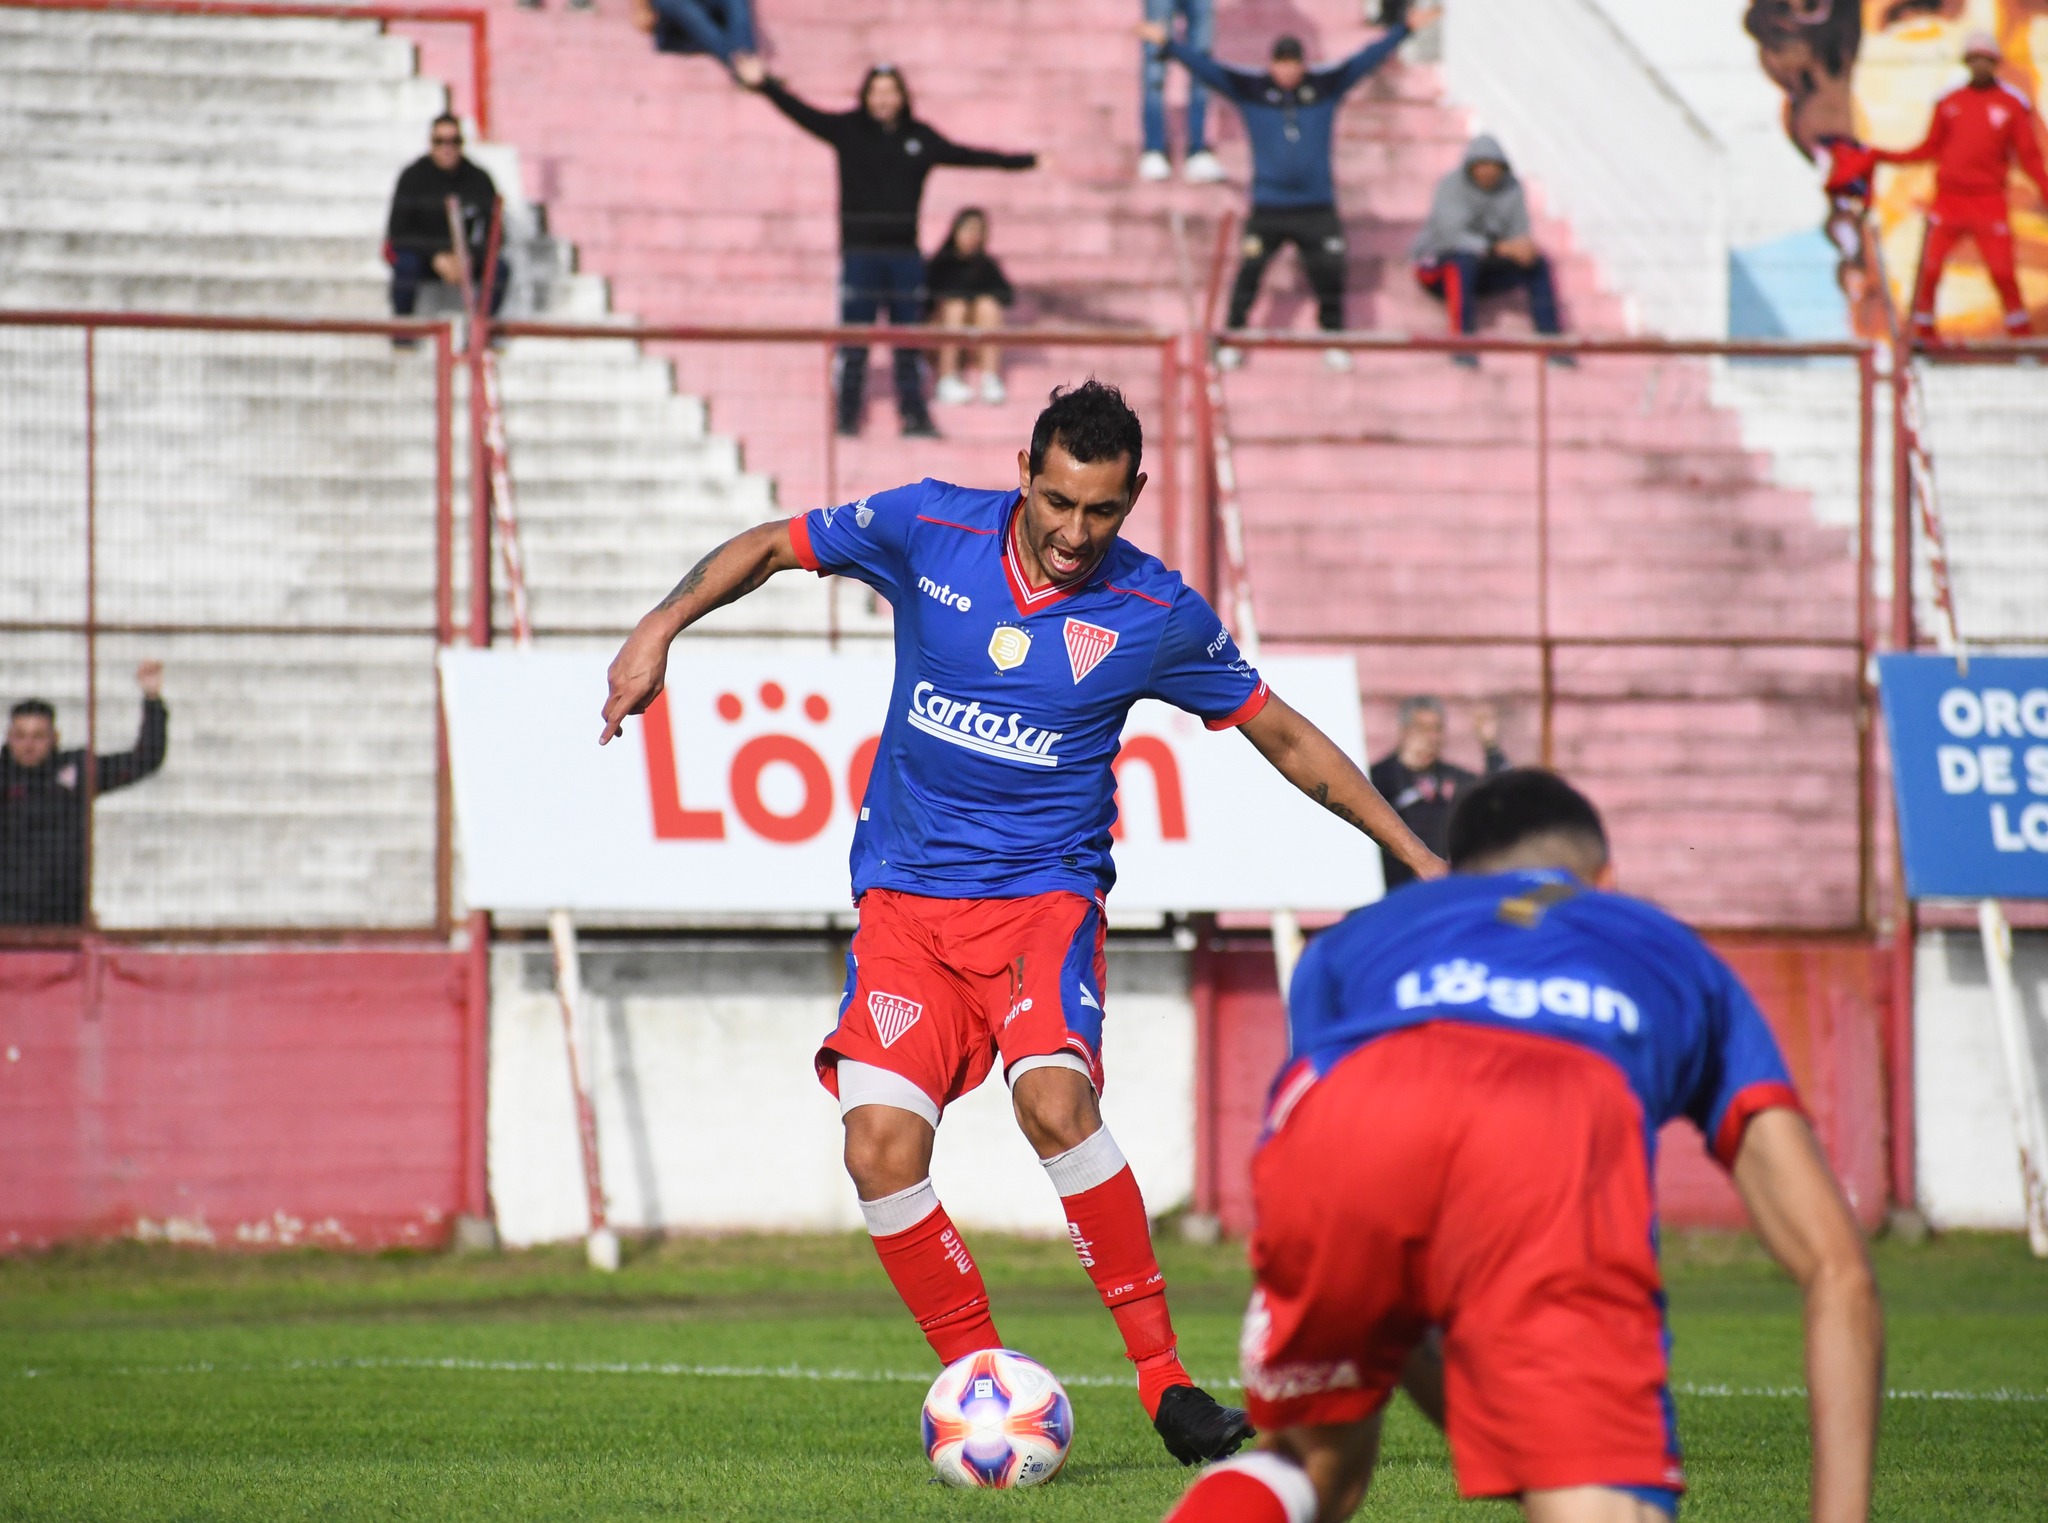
1879, 652, 2048, 900
440, 646, 1384, 915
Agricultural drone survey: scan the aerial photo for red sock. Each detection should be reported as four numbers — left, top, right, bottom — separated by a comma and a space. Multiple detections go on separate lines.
1045, 1128, 1192, 1418
865, 1184, 1002, 1364
1164, 1456, 1318, 1523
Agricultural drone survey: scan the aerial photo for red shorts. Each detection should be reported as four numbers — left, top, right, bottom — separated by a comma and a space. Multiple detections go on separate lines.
1243, 1022, 1684, 1501
815, 888, 1108, 1117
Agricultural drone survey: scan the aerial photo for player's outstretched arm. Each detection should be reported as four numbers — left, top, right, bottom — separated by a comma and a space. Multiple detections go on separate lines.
1238, 694, 1445, 880
599, 519, 804, 743
1730, 1108, 1883, 1523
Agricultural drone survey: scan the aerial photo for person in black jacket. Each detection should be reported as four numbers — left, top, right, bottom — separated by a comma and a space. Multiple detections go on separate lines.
1368, 695, 1507, 891
734, 57, 1036, 437
2, 664, 169, 926
928, 208, 1016, 407
385, 114, 508, 318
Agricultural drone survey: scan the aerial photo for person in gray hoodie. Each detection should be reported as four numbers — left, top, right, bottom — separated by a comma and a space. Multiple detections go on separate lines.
1411, 134, 1563, 362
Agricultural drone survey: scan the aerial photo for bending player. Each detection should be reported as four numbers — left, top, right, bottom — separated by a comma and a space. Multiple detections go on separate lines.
1166, 769, 1883, 1522
600, 381, 1442, 1465
1875, 31, 2048, 341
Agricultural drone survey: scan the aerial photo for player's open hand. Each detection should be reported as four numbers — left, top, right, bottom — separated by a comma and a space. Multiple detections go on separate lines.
731, 52, 767, 88
599, 622, 670, 745
1135, 20, 1170, 47
136, 661, 164, 699
1406, 5, 1442, 31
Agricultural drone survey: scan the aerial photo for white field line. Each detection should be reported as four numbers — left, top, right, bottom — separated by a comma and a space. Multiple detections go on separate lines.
7, 1358, 2045, 1404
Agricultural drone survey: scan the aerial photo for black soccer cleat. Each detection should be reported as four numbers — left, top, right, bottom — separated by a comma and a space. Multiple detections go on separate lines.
1152, 1383, 1256, 1466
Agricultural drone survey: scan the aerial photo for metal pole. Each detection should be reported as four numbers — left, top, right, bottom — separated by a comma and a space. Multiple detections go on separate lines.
1890, 342, 1914, 652
1978, 899, 2048, 1255
1157, 336, 1180, 574
1855, 348, 1876, 935
82, 323, 100, 932
1535, 351, 1554, 767
432, 324, 455, 936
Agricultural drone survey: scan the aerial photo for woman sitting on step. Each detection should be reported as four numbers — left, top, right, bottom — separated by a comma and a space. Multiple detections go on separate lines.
928, 209, 1016, 408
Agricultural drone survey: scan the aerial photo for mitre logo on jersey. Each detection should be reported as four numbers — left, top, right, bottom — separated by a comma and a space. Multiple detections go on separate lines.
869, 991, 923, 1048
988, 625, 1032, 672
1063, 619, 1119, 684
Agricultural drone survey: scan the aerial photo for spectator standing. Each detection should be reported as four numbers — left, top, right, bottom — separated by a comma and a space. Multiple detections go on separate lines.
385, 114, 507, 318
1411, 135, 1566, 365
1, 665, 169, 926
631, 0, 756, 67
1138, 0, 1224, 184
1873, 32, 2048, 341
1144, 5, 1430, 372
1368, 696, 1507, 891
928, 208, 1016, 406
735, 57, 1036, 438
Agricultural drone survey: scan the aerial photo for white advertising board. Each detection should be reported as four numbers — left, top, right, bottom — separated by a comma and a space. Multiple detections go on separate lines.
439, 646, 1383, 914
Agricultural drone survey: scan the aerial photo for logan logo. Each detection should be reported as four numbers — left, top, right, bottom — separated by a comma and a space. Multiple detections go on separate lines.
917, 575, 971, 612
907, 681, 1062, 767
1063, 619, 1118, 683
870, 991, 923, 1048
1395, 959, 1641, 1033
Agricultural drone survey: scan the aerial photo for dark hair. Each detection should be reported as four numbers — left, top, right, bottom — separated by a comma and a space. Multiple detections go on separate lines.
1447, 768, 1607, 870
432, 111, 462, 133
9, 698, 55, 724
1271, 34, 1305, 60
1028, 381, 1143, 487
859, 64, 912, 117
943, 206, 988, 254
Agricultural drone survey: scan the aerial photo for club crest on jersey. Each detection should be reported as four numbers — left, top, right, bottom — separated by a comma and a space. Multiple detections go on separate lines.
988, 625, 1032, 673
869, 991, 923, 1048
1063, 619, 1119, 683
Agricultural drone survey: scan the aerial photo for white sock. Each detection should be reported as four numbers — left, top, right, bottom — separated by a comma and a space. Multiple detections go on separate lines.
1040, 1126, 1128, 1196
859, 1177, 939, 1237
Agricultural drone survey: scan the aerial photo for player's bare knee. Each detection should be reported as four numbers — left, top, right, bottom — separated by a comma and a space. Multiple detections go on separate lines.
841, 1106, 933, 1198
1009, 1067, 1101, 1157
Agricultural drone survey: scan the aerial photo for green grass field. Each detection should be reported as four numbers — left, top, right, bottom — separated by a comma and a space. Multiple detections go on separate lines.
1, 1228, 2042, 1521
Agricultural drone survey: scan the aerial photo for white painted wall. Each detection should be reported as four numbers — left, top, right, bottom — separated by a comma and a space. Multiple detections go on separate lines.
488, 939, 1196, 1245
1914, 928, 2048, 1229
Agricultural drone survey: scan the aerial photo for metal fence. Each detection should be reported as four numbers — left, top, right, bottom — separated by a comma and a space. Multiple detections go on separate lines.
1197, 331, 1881, 934
7, 306, 2042, 943
0, 312, 458, 937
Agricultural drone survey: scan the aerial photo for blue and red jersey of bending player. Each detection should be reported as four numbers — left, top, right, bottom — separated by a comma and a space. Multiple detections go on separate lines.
1279, 870, 1801, 1170
792, 479, 1268, 901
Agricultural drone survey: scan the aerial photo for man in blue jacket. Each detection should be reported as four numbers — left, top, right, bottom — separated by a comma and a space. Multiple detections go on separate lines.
1143, 4, 1434, 371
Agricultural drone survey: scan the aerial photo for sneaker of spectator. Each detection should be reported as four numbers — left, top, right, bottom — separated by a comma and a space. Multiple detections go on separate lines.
935, 374, 974, 405
1138, 150, 1173, 181
1323, 346, 1353, 372
1215, 343, 1244, 371
1182, 150, 1227, 183
980, 372, 1007, 405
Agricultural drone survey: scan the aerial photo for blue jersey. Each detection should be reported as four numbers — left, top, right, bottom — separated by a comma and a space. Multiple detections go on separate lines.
1285, 870, 1800, 1166
793, 479, 1268, 901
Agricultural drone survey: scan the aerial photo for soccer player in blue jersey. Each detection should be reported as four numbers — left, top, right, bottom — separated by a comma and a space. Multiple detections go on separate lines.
1163, 769, 1883, 1523
600, 381, 1442, 1464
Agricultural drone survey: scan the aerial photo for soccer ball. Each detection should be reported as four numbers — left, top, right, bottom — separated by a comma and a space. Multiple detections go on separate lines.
920, 1348, 1074, 1488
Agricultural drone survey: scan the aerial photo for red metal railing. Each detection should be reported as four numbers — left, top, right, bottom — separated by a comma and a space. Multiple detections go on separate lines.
8, 0, 493, 135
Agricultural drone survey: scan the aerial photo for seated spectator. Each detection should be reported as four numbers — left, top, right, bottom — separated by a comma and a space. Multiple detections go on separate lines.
928, 209, 1015, 406
1, 664, 169, 927
631, 0, 756, 67
1411, 134, 1565, 366
1368, 695, 1506, 890
734, 56, 1036, 438
385, 114, 508, 320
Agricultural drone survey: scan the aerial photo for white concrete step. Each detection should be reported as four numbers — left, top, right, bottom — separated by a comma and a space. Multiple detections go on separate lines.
4, 67, 447, 119
0, 31, 416, 79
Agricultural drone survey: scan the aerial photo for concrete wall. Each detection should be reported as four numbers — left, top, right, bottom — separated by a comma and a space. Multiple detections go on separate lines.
487, 938, 1195, 1245
1915, 928, 2048, 1229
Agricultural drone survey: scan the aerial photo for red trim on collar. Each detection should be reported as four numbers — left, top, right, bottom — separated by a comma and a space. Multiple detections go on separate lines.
1205, 681, 1271, 732
1711, 1080, 1803, 1167
787, 515, 820, 572
1003, 501, 1098, 616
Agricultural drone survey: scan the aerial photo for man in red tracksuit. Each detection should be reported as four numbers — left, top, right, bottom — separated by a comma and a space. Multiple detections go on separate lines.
1876, 31, 2048, 340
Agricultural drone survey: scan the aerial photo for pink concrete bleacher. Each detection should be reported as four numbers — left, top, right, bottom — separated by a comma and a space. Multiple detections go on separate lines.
409, 0, 1862, 929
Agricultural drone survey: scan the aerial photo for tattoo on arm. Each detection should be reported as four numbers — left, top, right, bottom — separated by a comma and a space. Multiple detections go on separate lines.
656, 548, 719, 611
1310, 781, 1365, 829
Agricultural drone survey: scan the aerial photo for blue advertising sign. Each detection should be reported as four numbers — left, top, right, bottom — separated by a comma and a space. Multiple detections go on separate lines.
1879, 653, 2048, 900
